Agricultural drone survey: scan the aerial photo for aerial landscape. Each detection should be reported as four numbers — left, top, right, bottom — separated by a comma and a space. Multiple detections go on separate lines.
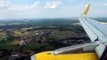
0, 18, 88, 60
0, 0, 107, 60
0, 18, 107, 60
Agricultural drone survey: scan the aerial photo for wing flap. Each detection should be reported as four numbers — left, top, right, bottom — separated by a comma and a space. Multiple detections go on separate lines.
79, 17, 98, 42
95, 44, 106, 58
80, 17, 107, 42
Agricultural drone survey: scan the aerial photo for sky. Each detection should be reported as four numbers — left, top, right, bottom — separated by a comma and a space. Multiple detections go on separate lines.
0, 0, 107, 19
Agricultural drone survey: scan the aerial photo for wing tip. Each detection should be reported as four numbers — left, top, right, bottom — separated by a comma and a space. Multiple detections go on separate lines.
83, 4, 91, 16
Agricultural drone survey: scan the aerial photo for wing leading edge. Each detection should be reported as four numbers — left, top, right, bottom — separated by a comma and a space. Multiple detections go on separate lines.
79, 4, 107, 58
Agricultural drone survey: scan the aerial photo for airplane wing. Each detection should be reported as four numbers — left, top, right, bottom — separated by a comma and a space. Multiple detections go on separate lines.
79, 4, 107, 59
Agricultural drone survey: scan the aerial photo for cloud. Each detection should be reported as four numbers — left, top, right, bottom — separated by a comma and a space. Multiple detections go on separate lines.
44, 1, 62, 9
7, 1, 40, 11
0, 0, 64, 19
0, 0, 41, 19
104, 3, 107, 6
0, 0, 106, 19
0, 0, 11, 9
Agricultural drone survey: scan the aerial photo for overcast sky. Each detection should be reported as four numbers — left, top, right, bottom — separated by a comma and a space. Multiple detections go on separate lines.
0, 0, 107, 19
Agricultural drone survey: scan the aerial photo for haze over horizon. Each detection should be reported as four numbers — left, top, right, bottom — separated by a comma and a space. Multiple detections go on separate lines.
0, 0, 107, 19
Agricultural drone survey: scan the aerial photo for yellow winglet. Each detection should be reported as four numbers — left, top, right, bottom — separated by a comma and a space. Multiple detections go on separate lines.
83, 4, 91, 16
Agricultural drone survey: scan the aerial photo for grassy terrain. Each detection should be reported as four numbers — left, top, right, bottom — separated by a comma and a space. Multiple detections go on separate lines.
0, 19, 87, 53
0, 32, 7, 41
49, 31, 73, 38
